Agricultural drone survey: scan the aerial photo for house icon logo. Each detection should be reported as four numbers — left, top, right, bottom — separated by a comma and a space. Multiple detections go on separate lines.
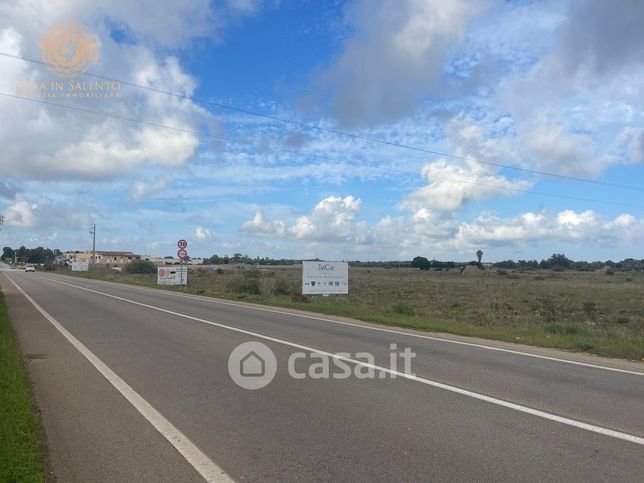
228, 341, 277, 390
240, 351, 265, 377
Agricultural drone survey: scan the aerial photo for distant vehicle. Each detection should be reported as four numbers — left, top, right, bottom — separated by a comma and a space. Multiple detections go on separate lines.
10, 265, 17, 269
25, 266, 36, 272
111, 266, 122, 272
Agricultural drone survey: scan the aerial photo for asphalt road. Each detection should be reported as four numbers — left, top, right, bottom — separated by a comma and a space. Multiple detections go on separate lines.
2, 269, 643, 482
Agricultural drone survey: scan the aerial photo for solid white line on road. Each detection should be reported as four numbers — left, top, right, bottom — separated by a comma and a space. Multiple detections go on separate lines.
42, 273, 644, 377
39, 275, 644, 447
4, 274, 233, 483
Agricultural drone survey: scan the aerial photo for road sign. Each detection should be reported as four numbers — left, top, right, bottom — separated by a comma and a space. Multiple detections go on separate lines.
177, 249, 188, 259
177, 239, 188, 249
71, 261, 89, 271
157, 266, 187, 285
302, 261, 348, 295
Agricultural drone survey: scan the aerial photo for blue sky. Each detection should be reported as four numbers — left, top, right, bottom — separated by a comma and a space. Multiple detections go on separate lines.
0, 0, 643, 261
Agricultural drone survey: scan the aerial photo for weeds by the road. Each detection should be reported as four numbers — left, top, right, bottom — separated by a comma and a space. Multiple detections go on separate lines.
0, 290, 45, 482
64, 266, 644, 361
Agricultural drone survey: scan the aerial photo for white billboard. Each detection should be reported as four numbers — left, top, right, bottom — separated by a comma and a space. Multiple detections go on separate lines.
157, 266, 188, 285
71, 261, 89, 271
302, 261, 348, 295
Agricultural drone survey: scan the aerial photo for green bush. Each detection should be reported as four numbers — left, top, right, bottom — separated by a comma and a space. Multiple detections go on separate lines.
544, 324, 580, 335
392, 303, 415, 316
290, 293, 311, 303
124, 260, 157, 274
273, 278, 292, 296
226, 277, 261, 295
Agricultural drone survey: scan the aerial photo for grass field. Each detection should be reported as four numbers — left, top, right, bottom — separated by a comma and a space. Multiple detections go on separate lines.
0, 290, 45, 482
66, 265, 644, 361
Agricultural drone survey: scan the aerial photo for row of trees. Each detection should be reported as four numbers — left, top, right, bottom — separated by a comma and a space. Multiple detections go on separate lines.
2, 246, 62, 264
202, 254, 296, 265
411, 253, 644, 272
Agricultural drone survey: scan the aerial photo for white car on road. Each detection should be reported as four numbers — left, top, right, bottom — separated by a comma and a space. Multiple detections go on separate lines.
25, 266, 36, 272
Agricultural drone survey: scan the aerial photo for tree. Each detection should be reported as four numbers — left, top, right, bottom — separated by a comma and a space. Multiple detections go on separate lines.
411, 256, 431, 270
1, 246, 14, 261
476, 250, 483, 264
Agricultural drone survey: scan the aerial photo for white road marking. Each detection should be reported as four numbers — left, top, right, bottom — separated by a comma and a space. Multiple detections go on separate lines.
41, 273, 644, 377
4, 274, 233, 483
36, 275, 644, 447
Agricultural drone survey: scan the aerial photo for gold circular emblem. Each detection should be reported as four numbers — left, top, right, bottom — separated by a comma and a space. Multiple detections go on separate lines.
39, 20, 100, 77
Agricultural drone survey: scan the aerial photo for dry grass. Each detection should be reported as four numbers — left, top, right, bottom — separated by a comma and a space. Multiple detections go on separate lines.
68, 265, 644, 360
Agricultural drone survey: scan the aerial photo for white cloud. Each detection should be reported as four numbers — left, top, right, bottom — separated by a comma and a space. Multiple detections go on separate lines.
289, 196, 368, 242
0, 3, 220, 182
193, 226, 212, 240
131, 176, 171, 200
453, 209, 644, 248
618, 128, 644, 164
545, 0, 644, 78
4, 200, 37, 228
402, 158, 532, 213
314, 0, 489, 126
241, 210, 285, 236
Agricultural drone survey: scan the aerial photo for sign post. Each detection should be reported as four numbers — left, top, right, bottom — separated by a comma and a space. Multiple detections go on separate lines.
302, 261, 349, 295
177, 240, 189, 286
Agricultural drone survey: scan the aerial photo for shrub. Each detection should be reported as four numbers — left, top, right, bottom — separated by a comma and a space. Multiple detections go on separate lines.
226, 277, 260, 295
291, 293, 311, 303
576, 340, 593, 351
392, 303, 415, 316
497, 269, 509, 276
124, 260, 157, 274
273, 278, 292, 296
243, 269, 261, 278
582, 301, 598, 320
544, 324, 580, 335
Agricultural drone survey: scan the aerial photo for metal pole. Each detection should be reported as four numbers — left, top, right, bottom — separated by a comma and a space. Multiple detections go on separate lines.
90, 224, 96, 268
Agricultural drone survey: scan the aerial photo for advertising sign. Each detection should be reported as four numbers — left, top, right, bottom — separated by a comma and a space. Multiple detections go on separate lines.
157, 266, 188, 286
302, 261, 348, 295
71, 261, 89, 271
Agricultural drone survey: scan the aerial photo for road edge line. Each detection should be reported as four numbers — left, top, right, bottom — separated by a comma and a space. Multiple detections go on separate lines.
40, 275, 644, 447
4, 273, 233, 483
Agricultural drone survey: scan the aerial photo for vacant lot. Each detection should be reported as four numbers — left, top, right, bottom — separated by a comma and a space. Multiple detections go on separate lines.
68, 265, 643, 360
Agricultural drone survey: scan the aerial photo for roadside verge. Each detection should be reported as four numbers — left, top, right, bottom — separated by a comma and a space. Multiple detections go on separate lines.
0, 288, 45, 482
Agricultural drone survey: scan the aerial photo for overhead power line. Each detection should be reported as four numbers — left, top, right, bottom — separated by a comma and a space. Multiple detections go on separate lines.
1, 91, 643, 211
1, 51, 643, 193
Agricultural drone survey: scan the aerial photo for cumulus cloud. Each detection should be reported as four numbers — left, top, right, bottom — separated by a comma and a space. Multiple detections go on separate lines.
314, 0, 489, 126
241, 210, 285, 236
289, 196, 369, 242
546, 0, 644, 78
193, 226, 212, 240
454, 209, 644, 248
241, 196, 370, 243
3, 196, 93, 230
240, 195, 644, 258
402, 158, 532, 213
0, 2, 221, 182
4, 200, 37, 228
131, 176, 171, 200
618, 128, 644, 164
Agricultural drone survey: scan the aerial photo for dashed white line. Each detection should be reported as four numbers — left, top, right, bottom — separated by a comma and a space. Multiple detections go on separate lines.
41, 273, 644, 377
4, 274, 233, 483
36, 275, 644, 447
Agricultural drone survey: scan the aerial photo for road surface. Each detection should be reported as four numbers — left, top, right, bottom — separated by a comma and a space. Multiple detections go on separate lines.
2, 269, 643, 482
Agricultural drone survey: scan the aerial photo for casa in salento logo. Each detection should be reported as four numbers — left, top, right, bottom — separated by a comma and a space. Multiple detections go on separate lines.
16, 19, 120, 99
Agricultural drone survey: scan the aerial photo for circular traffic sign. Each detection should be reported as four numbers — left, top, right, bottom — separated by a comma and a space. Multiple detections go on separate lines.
177, 249, 188, 259
177, 239, 188, 249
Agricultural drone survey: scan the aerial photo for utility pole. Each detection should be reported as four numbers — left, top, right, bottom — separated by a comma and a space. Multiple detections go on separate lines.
89, 224, 96, 268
